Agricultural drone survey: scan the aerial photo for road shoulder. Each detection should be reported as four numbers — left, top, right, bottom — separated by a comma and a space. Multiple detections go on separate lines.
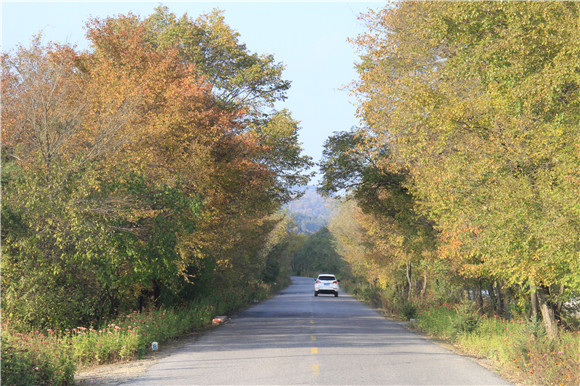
398, 320, 521, 385
75, 331, 203, 385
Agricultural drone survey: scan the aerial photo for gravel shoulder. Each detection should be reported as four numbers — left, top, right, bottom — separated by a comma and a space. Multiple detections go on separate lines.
75, 331, 204, 385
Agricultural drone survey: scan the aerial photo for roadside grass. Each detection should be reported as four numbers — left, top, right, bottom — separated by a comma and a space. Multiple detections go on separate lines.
1, 282, 277, 385
413, 301, 580, 385
346, 284, 579, 385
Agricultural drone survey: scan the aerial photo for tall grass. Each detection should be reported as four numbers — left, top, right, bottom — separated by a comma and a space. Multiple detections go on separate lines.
1, 282, 275, 385
348, 284, 579, 385
413, 301, 580, 385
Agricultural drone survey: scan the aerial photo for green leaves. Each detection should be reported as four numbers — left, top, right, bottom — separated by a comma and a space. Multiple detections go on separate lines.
251, 110, 314, 202
2, 6, 313, 331
326, 1, 580, 334
351, 0, 579, 294
144, 6, 290, 113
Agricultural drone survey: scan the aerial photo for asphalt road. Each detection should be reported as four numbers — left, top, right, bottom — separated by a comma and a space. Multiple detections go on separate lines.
124, 277, 511, 385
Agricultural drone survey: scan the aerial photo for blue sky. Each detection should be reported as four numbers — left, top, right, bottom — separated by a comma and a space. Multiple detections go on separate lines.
2, 1, 384, 183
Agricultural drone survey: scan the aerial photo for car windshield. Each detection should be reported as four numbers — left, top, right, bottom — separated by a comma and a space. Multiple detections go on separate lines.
318, 276, 335, 281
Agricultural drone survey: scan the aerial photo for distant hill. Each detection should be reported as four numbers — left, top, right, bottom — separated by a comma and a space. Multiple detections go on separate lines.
284, 186, 336, 234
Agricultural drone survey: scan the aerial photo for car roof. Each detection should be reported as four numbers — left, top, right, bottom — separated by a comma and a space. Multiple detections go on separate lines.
317, 273, 336, 277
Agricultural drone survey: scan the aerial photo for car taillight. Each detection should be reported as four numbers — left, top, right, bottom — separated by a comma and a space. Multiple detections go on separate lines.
316, 280, 321, 283
333, 281, 338, 284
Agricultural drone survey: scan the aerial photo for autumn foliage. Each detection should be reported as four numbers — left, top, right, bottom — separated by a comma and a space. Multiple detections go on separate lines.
1, 9, 311, 330
321, 0, 579, 340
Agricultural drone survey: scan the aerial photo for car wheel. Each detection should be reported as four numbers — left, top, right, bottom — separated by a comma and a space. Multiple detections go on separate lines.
334, 292, 338, 297
314, 291, 318, 296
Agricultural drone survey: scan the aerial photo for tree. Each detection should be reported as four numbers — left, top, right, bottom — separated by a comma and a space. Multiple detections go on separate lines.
351, 1, 580, 337
142, 7, 313, 202
319, 128, 437, 302
1, 9, 313, 328
1, 27, 213, 325
291, 227, 344, 277
143, 6, 290, 114
83, 13, 310, 297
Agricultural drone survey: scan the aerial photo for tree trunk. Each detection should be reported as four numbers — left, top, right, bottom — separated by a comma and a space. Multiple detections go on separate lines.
503, 286, 512, 320
530, 283, 538, 321
537, 286, 558, 339
420, 270, 428, 299
405, 261, 413, 301
152, 279, 161, 306
488, 284, 497, 313
495, 282, 504, 317
464, 288, 471, 301
555, 284, 565, 322
477, 281, 484, 314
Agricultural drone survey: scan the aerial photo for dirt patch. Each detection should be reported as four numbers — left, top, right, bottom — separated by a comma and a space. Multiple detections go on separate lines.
75, 331, 203, 385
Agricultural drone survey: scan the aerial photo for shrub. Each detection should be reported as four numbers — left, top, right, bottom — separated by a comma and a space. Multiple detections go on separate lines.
1, 328, 75, 385
415, 302, 456, 339
449, 300, 479, 338
400, 301, 418, 320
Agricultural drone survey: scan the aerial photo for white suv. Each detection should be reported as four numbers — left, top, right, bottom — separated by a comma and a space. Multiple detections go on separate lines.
314, 274, 339, 297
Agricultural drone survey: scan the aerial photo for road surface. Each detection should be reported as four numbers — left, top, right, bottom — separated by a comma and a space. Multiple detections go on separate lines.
124, 277, 510, 385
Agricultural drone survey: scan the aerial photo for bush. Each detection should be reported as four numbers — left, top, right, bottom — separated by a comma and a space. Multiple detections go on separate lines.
415, 301, 456, 339
1, 328, 75, 385
449, 300, 479, 338
400, 301, 418, 320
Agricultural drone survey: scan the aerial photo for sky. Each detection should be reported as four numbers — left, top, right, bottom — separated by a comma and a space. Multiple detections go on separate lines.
2, 0, 384, 184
